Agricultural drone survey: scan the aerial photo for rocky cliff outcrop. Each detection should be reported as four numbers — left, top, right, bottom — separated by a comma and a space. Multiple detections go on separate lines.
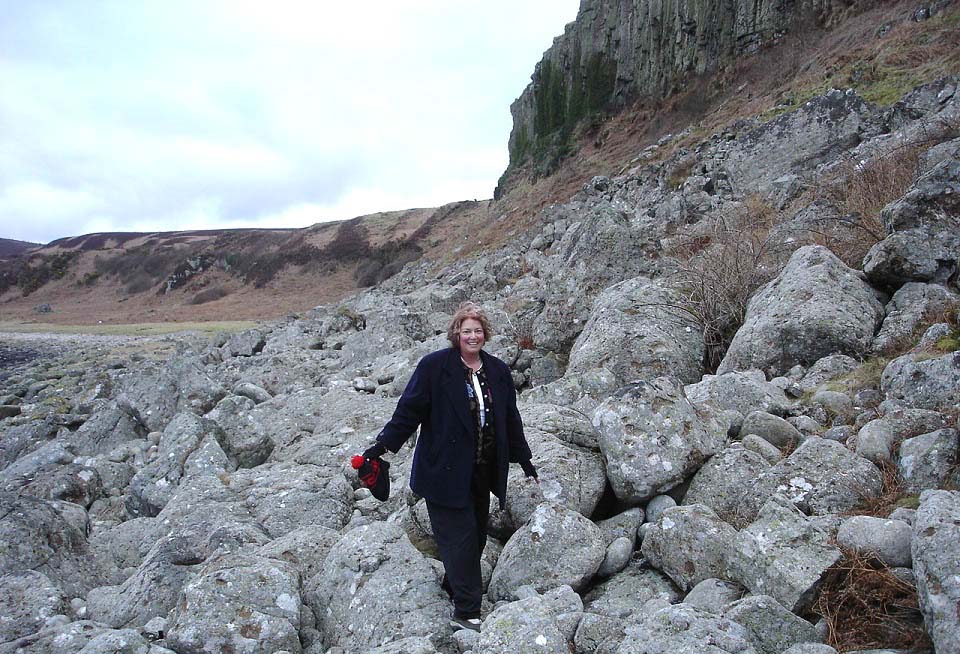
507, 0, 846, 173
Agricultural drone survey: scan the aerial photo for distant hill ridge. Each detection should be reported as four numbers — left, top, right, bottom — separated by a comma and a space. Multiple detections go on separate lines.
0, 237, 41, 258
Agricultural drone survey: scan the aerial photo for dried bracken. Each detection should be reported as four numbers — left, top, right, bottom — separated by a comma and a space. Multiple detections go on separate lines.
814, 548, 930, 652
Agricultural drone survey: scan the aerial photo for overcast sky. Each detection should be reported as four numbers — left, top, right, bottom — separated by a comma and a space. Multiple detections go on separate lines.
0, 1, 580, 245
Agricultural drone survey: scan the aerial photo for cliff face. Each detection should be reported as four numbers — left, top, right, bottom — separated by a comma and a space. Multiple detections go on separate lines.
507, 0, 844, 169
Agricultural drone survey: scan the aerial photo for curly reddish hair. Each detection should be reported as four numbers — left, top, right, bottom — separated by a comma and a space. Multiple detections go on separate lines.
447, 301, 493, 348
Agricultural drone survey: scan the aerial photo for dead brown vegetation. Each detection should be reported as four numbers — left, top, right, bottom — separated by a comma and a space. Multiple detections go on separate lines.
814, 549, 930, 652
664, 195, 791, 372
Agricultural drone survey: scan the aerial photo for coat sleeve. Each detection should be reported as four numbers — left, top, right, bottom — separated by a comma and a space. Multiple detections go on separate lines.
504, 371, 533, 463
376, 357, 432, 453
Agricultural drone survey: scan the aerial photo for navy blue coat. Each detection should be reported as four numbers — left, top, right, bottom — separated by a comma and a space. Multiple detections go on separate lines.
376, 347, 532, 509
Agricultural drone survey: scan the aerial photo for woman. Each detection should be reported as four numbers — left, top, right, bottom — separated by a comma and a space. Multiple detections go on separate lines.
361, 301, 537, 631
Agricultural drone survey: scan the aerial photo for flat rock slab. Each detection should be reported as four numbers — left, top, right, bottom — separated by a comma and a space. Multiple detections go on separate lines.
642, 504, 738, 591
912, 490, 960, 654
728, 496, 841, 613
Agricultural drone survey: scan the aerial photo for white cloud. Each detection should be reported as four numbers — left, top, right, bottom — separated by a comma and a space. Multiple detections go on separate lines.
0, 1, 581, 244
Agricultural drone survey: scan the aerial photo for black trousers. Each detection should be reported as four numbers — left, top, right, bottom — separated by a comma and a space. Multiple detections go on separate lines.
425, 460, 494, 619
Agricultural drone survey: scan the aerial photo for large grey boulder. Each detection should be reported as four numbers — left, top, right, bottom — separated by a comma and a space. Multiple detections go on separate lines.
881, 351, 960, 412
204, 395, 275, 468
476, 588, 580, 654
741, 438, 882, 524
797, 355, 860, 393
65, 405, 144, 457
642, 504, 738, 592
0, 570, 67, 643
567, 277, 704, 386
855, 408, 948, 465
2, 459, 102, 509
306, 522, 451, 653
864, 141, 960, 288
683, 578, 744, 614
255, 525, 342, 584
504, 427, 606, 527
0, 493, 105, 597
718, 246, 884, 376
518, 402, 600, 450
165, 552, 301, 654
116, 357, 226, 432
836, 516, 912, 568
221, 329, 266, 358
0, 621, 170, 654
488, 502, 605, 600
617, 604, 757, 654
584, 559, 681, 620
86, 533, 205, 628
594, 378, 727, 503
873, 283, 959, 354
740, 411, 802, 448
723, 595, 819, 654
685, 370, 793, 417
912, 489, 960, 653
125, 413, 231, 518
728, 496, 841, 613
898, 428, 959, 493
683, 444, 770, 526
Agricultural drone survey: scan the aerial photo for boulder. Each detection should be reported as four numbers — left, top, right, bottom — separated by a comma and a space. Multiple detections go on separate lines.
683, 578, 744, 614
797, 355, 860, 393
504, 427, 606, 527
718, 246, 884, 376
66, 405, 144, 457
836, 515, 912, 568
740, 410, 802, 448
204, 395, 275, 468
0, 570, 67, 643
912, 490, 960, 654
306, 522, 451, 653
685, 370, 793, 417
881, 351, 960, 412
519, 402, 600, 450
475, 590, 576, 654
864, 143, 960, 288
0, 621, 166, 654
597, 508, 644, 548
0, 492, 105, 597
232, 381, 273, 404
221, 329, 266, 358
86, 533, 205, 628
873, 283, 959, 354
644, 495, 678, 526
641, 504, 738, 591
856, 408, 948, 465
567, 277, 704, 386
116, 358, 226, 433
741, 438, 882, 523
125, 413, 231, 518
728, 496, 841, 613
597, 537, 634, 578
165, 552, 301, 654
618, 604, 756, 654
255, 525, 342, 584
594, 378, 727, 503
723, 595, 819, 654
3, 461, 102, 509
683, 444, 770, 526
898, 428, 959, 493
488, 502, 605, 600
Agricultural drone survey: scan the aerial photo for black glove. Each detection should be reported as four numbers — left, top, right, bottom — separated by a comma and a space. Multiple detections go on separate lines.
363, 442, 386, 460
520, 459, 538, 479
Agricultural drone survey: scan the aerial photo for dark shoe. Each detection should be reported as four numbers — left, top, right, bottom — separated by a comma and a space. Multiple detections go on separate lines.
450, 615, 481, 632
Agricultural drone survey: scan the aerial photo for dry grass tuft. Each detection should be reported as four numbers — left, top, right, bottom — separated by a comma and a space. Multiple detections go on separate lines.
851, 459, 913, 519
814, 548, 930, 652
664, 196, 792, 371
812, 142, 923, 266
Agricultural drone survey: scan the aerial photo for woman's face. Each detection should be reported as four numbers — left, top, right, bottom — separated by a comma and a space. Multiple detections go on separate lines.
458, 318, 485, 357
